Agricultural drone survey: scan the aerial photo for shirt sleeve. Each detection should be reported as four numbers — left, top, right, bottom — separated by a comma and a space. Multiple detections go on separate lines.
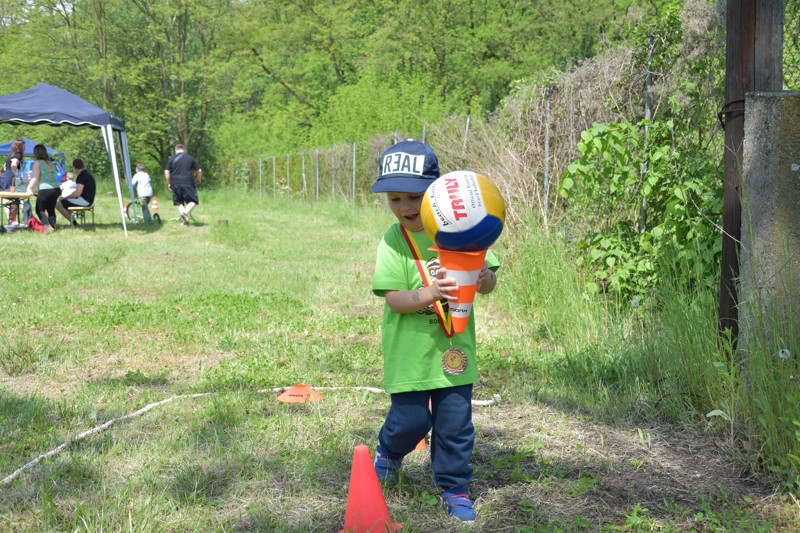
372, 228, 411, 297
485, 248, 500, 272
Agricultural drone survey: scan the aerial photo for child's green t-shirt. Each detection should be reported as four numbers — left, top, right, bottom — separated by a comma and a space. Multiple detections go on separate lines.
372, 224, 500, 393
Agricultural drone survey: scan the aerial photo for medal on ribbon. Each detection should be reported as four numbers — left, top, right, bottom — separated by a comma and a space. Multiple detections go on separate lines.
400, 226, 454, 337
441, 347, 468, 375
401, 226, 468, 375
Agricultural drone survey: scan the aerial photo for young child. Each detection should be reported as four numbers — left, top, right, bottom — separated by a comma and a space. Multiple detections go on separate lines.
59, 172, 77, 198
131, 163, 154, 222
370, 140, 499, 523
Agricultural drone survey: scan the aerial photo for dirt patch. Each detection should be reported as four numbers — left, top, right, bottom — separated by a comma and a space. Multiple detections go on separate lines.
468, 402, 788, 529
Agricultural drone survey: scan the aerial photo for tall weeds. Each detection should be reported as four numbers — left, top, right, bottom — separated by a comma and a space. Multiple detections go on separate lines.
737, 241, 800, 486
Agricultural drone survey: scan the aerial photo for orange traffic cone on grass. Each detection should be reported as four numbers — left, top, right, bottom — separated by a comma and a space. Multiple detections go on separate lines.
277, 384, 323, 403
432, 247, 488, 334
340, 445, 402, 533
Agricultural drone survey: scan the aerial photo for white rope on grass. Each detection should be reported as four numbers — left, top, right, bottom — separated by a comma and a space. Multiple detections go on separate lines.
1, 386, 501, 486
1, 392, 213, 487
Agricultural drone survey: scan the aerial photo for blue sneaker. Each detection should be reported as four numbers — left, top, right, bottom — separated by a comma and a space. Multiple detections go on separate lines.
373, 444, 402, 484
440, 487, 476, 522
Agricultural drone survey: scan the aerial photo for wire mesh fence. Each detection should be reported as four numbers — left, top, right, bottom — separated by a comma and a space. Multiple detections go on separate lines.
231, 135, 401, 206
224, 128, 456, 208
787, 0, 800, 89
225, 1, 796, 212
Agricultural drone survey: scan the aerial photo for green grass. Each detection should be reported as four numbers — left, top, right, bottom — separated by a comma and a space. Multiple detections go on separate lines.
1, 190, 797, 531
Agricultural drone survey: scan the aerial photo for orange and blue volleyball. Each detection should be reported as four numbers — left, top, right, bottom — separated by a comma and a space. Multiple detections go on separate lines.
421, 171, 506, 251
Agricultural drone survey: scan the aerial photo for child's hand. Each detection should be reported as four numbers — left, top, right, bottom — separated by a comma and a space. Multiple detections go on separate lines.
432, 267, 458, 301
477, 263, 489, 288
477, 262, 497, 293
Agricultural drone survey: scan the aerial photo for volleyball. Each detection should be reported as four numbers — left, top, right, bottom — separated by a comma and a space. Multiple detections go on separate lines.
420, 171, 506, 252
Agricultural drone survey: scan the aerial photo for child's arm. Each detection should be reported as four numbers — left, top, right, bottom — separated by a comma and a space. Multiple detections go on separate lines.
384, 268, 457, 314
477, 263, 497, 295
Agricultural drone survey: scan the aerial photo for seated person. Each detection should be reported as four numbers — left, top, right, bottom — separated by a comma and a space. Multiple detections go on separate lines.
56, 159, 96, 226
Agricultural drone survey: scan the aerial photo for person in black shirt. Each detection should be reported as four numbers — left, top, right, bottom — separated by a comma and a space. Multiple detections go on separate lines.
164, 144, 202, 226
57, 159, 96, 227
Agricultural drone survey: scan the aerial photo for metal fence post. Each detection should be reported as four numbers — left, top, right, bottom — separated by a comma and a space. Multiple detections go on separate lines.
352, 142, 357, 209
315, 149, 320, 202
272, 155, 276, 199
286, 154, 291, 199
543, 87, 551, 232
258, 157, 263, 197
302, 151, 307, 201
639, 35, 655, 234
462, 114, 471, 155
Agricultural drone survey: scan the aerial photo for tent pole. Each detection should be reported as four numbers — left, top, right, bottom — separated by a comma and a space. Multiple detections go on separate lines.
104, 125, 128, 237
118, 130, 136, 219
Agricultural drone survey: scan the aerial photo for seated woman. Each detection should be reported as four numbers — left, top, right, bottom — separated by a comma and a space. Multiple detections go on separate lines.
1, 138, 25, 224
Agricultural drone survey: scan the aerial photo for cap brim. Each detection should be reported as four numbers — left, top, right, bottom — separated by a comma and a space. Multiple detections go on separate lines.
371, 176, 435, 194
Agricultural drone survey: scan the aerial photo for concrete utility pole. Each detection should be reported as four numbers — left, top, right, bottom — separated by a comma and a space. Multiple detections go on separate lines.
719, 0, 783, 341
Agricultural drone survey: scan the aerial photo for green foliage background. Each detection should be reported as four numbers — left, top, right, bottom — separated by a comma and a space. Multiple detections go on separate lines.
0, 0, 653, 182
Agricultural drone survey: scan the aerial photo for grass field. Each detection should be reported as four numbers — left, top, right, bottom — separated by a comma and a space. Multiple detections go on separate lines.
1, 190, 798, 531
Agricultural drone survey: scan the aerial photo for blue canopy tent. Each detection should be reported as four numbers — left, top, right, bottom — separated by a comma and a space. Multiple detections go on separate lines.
0, 137, 65, 162
0, 83, 135, 236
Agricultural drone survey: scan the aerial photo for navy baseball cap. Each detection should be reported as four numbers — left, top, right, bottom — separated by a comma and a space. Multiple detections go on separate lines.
371, 140, 440, 193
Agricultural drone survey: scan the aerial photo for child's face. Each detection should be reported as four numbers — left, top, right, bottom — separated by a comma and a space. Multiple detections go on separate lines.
387, 192, 424, 232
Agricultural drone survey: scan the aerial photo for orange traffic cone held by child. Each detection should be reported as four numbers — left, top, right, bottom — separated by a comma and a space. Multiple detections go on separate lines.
340, 445, 402, 533
433, 247, 488, 335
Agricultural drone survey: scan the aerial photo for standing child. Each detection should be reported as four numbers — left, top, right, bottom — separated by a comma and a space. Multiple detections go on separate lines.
370, 140, 499, 524
132, 163, 154, 222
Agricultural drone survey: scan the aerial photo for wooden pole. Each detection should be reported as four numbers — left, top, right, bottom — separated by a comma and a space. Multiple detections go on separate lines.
719, 0, 783, 340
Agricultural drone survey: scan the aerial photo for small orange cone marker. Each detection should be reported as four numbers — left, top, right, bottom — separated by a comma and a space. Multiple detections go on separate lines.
414, 398, 432, 451
340, 445, 402, 533
151, 196, 159, 210
433, 247, 488, 334
277, 384, 323, 403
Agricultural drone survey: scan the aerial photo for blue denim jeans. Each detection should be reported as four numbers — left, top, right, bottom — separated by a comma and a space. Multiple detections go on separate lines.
378, 384, 474, 489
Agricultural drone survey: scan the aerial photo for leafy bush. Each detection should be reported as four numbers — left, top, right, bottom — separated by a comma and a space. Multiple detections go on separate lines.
560, 119, 722, 299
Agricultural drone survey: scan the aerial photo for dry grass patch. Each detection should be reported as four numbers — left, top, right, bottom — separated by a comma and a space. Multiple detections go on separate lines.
470, 403, 782, 530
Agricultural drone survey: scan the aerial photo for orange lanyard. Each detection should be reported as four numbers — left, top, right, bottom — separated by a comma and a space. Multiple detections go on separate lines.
400, 226, 454, 338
